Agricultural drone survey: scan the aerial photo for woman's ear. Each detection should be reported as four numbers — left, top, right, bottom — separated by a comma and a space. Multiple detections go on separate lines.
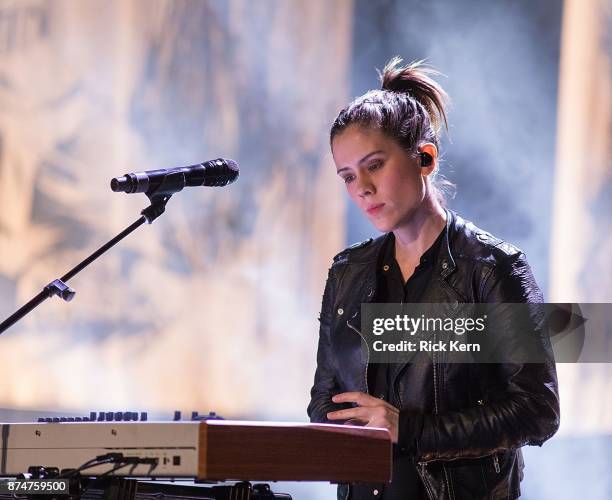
419, 152, 433, 166
418, 143, 438, 173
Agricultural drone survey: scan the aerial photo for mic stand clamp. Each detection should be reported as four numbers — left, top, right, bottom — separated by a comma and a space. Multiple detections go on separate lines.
141, 194, 171, 224
45, 279, 76, 302
141, 169, 186, 223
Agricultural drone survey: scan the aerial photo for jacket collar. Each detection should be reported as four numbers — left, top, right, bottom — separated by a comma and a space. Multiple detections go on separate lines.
346, 208, 458, 280
439, 208, 457, 278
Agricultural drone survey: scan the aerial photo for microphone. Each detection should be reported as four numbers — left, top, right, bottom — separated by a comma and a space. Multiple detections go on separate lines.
110, 158, 239, 194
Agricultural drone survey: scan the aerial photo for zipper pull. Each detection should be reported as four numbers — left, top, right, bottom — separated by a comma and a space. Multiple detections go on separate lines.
493, 453, 500, 473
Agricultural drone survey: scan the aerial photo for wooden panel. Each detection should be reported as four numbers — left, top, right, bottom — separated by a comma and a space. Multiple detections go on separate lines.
197, 420, 391, 483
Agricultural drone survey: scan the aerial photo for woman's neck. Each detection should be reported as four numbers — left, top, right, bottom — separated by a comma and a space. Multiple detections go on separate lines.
393, 199, 447, 264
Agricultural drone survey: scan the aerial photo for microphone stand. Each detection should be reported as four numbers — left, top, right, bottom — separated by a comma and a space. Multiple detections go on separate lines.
0, 172, 185, 336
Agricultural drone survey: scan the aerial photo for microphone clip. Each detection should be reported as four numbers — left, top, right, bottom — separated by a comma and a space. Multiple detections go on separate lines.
141, 194, 171, 224
140, 170, 187, 223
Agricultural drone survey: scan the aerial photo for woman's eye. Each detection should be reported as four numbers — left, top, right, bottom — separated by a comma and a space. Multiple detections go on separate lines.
343, 175, 355, 184
368, 161, 382, 171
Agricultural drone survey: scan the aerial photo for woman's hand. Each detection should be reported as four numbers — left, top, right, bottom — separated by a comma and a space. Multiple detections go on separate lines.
327, 391, 399, 443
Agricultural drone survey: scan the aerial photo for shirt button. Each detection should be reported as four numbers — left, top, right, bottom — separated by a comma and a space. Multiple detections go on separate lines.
441, 261, 448, 270
383, 264, 390, 272
373, 489, 379, 496
337, 308, 344, 315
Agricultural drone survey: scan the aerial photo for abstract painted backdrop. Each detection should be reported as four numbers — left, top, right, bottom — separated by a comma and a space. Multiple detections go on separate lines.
0, 0, 351, 418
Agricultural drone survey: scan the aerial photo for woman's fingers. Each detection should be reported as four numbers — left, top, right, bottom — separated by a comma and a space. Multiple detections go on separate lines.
332, 392, 398, 413
332, 391, 382, 407
344, 418, 367, 426
327, 406, 370, 421
328, 392, 399, 442
327, 404, 396, 421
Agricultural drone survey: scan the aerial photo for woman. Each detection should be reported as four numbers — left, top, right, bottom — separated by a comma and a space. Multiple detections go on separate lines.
307, 58, 560, 500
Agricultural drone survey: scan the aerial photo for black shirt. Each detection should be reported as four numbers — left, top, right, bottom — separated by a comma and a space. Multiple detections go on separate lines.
351, 228, 445, 500
368, 228, 445, 401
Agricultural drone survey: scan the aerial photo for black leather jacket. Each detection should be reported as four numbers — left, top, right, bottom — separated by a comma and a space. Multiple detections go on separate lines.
307, 210, 560, 500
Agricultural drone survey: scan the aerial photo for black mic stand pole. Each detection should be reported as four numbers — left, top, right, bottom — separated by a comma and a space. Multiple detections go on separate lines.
0, 172, 185, 336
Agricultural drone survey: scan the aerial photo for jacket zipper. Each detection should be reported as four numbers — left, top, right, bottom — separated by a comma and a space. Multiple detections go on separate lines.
432, 332, 439, 414
416, 331, 441, 500
344, 286, 375, 394
493, 452, 500, 473
418, 449, 504, 467
478, 400, 500, 474
418, 453, 502, 500
433, 333, 454, 499
342, 485, 350, 500
343, 315, 369, 500
418, 462, 436, 500
346, 319, 369, 393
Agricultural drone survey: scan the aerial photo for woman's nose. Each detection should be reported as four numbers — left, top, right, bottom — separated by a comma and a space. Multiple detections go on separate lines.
356, 174, 375, 197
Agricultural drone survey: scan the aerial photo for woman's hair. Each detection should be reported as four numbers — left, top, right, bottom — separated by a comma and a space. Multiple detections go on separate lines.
330, 57, 454, 205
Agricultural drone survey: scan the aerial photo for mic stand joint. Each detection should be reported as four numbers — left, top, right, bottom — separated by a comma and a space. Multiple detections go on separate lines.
141, 194, 171, 224
45, 279, 76, 302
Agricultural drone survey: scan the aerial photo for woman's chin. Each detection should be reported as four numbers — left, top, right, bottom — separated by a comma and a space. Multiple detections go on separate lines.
370, 218, 394, 233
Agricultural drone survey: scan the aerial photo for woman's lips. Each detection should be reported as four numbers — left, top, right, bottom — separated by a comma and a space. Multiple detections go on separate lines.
366, 203, 385, 215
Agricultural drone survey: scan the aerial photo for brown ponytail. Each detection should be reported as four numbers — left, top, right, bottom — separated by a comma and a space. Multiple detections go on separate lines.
330, 57, 454, 205
379, 57, 449, 134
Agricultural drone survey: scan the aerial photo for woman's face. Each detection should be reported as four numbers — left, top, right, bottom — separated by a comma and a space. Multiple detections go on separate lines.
332, 124, 429, 233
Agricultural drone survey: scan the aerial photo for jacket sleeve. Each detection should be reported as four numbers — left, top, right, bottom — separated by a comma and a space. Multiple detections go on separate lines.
399, 252, 560, 460
307, 265, 350, 423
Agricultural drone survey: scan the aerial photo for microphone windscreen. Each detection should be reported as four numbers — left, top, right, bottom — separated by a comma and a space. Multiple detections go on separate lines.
203, 158, 239, 186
